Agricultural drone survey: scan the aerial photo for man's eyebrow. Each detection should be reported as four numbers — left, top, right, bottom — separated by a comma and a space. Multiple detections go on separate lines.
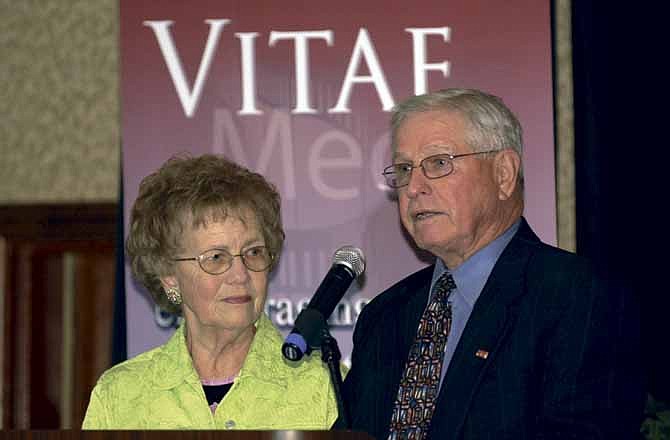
392, 144, 456, 162
392, 153, 409, 162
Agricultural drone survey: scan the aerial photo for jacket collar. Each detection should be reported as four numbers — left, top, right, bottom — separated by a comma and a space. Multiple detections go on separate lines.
149, 313, 288, 391
236, 313, 293, 391
433, 217, 539, 439
149, 324, 199, 390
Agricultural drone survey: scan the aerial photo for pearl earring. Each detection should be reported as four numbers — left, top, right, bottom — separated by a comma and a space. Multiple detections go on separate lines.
165, 287, 182, 305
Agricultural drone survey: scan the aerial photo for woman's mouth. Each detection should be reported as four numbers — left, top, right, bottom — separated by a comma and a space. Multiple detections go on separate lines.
222, 295, 252, 304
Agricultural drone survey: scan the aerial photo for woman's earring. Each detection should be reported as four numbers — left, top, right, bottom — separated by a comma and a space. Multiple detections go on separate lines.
165, 287, 182, 305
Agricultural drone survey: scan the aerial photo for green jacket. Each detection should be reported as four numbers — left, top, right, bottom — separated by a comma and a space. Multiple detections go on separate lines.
82, 314, 339, 429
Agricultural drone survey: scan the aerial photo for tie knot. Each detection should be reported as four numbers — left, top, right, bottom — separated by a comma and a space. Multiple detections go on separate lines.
432, 272, 456, 302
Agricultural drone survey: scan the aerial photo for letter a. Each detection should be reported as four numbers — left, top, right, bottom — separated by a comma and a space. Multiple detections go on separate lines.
329, 28, 394, 113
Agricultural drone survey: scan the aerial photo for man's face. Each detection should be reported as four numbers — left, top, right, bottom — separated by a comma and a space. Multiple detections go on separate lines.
395, 110, 504, 267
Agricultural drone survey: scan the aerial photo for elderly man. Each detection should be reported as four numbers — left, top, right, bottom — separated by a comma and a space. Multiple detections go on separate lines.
337, 89, 644, 439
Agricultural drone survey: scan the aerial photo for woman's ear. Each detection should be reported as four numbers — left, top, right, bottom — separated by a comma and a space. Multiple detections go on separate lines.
494, 148, 521, 200
160, 274, 183, 305
160, 275, 179, 292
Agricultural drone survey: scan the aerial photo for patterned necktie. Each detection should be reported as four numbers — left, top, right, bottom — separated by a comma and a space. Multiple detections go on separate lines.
388, 272, 456, 440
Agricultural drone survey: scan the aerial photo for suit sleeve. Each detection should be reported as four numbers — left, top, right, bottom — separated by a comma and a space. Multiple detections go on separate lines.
332, 303, 367, 430
537, 271, 645, 439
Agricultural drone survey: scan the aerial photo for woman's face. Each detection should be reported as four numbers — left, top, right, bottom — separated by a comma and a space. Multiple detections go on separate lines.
161, 212, 270, 335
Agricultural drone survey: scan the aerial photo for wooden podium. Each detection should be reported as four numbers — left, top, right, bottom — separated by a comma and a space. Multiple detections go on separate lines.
0, 431, 375, 440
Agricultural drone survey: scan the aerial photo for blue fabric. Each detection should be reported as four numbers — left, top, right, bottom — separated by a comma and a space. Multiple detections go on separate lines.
431, 219, 520, 388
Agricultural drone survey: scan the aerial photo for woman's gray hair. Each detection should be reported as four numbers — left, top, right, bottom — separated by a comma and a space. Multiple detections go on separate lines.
126, 153, 285, 314
391, 88, 524, 182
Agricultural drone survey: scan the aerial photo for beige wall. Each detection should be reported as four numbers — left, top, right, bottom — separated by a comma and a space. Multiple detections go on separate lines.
554, 0, 576, 252
0, 0, 120, 204
0, 0, 574, 249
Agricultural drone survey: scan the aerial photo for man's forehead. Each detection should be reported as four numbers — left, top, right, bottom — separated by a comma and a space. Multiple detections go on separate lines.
399, 108, 464, 128
395, 109, 466, 142
393, 143, 458, 161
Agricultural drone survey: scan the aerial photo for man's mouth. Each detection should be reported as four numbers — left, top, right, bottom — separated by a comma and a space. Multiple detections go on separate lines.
413, 210, 441, 221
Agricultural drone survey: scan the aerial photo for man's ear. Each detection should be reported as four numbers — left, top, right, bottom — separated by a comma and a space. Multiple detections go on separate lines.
494, 148, 521, 200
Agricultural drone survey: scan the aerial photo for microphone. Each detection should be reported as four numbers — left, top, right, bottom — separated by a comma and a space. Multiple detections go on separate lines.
282, 245, 365, 361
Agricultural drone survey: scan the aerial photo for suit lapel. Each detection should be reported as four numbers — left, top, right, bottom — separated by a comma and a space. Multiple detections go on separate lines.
354, 265, 433, 437
431, 219, 538, 439
401, 267, 435, 348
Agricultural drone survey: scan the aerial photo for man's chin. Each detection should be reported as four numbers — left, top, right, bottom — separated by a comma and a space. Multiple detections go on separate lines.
412, 236, 443, 254
411, 221, 446, 244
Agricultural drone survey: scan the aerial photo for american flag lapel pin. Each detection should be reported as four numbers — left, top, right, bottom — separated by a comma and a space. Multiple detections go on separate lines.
475, 349, 489, 359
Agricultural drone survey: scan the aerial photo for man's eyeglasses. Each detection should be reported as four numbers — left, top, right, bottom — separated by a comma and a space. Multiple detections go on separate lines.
382, 150, 498, 189
173, 245, 273, 275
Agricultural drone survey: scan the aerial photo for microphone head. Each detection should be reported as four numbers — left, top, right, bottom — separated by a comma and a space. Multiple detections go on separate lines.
333, 245, 365, 278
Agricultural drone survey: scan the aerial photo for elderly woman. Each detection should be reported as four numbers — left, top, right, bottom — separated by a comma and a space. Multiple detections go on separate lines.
83, 154, 338, 429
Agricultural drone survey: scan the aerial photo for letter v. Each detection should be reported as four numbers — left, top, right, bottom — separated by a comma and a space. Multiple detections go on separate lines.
143, 19, 230, 118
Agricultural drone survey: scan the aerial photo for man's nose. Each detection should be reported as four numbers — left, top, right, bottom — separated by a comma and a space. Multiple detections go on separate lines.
405, 166, 431, 197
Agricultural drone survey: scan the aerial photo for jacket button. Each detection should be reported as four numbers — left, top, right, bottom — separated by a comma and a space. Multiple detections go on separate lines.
224, 420, 236, 429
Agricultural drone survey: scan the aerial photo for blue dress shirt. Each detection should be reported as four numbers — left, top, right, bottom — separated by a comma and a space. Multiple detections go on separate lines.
429, 219, 521, 389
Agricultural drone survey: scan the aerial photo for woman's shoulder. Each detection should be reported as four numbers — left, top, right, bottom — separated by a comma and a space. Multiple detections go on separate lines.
93, 344, 165, 392
93, 327, 189, 394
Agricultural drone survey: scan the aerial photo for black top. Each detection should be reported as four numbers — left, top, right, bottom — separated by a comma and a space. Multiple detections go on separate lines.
202, 383, 233, 406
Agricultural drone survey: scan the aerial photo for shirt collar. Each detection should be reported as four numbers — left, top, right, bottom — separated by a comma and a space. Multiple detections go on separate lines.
151, 313, 288, 390
432, 219, 521, 307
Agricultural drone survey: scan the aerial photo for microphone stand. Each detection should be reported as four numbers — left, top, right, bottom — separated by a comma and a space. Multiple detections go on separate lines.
318, 326, 350, 430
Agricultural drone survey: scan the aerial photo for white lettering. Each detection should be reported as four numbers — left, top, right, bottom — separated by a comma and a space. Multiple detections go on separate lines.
269, 30, 334, 114
273, 298, 295, 327
354, 298, 369, 316
330, 28, 394, 113
371, 131, 392, 191
308, 130, 362, 200
212, 108, 297, 199
147, 20, 452, 115
265, 297, 369, 328
143, 19, 230, 118
328, 302, 353, 326
237, 32, 261, 115
406, 27, 451, 95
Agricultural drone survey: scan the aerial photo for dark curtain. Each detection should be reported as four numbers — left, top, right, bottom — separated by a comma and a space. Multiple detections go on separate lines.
112, 155, 127, 365
571, 2, 668, 402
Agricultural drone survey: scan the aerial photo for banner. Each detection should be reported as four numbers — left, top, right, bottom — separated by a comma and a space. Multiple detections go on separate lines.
121, 1, 555, 363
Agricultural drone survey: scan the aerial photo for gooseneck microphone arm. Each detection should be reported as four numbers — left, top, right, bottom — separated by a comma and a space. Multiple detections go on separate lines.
321, 328, 349, 429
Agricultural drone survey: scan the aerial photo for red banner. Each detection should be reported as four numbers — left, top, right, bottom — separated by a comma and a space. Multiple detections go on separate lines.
121, 1, 555, 363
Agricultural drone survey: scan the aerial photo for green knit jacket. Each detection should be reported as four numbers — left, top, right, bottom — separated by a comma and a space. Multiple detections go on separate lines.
82, 313, 339, 429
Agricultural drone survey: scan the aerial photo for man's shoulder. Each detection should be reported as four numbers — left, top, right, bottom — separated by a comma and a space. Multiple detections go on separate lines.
525, 239, 592, 276
359, 265, 433, 318
505, 226, 624, 305
510, 221, 593, 276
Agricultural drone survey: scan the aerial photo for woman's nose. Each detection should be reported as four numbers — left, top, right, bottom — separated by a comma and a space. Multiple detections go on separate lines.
225, 255, 251, 283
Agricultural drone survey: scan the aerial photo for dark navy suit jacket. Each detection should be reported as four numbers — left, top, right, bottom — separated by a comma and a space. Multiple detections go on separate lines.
337, 218, 644, 440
